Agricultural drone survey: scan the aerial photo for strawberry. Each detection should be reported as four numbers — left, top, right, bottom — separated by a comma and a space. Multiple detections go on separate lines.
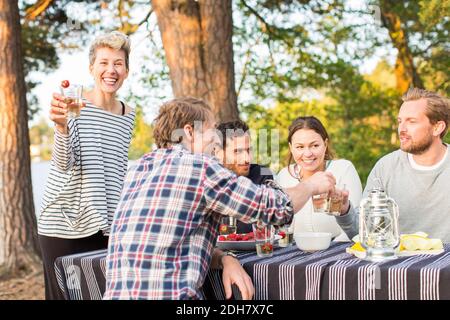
255, 230, 264, 238
279, 231, 286, 239
227, 233, 237, 240
61, 80, 70, 88
218, 236, 226, 241
261, 243, 273, 253
219, 224, 228, 233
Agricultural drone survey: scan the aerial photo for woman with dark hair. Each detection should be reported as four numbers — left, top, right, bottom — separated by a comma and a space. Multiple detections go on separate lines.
276, 116, 362, 241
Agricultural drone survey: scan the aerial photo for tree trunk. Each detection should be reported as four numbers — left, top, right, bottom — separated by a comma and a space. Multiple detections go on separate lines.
380, 0, 424, 94
153, 0, 240, 122
0, 0, 41, 277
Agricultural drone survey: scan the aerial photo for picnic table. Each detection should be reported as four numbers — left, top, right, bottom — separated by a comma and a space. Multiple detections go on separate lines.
54, 242, 450, 300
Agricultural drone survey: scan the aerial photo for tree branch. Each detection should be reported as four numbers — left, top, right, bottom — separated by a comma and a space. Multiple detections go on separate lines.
25, 0, 54, 20
137, 8, 153, 28
237, 33, 263, 99
240, 0, 302, 51
414, 38, 446, 56
241, 0, 276, 36
118, 1, 153, 35
118, 0, 125, 30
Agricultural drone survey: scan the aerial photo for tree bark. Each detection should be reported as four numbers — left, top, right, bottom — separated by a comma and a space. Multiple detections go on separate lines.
0, 0, 41, 276
380, 0, 424, 94
153, 0, 239, 122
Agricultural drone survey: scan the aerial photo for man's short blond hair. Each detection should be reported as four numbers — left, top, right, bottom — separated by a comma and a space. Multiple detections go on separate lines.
402, 88, 449, 139
153, 97, 214, 148
89, 31, 131, 69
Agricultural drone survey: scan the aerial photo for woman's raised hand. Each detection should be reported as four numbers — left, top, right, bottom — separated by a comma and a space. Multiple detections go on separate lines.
49, 93, 68, 131
49, 93, 85, 133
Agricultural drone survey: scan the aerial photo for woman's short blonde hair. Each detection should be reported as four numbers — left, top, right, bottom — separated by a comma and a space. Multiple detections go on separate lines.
89, 31, 131, 69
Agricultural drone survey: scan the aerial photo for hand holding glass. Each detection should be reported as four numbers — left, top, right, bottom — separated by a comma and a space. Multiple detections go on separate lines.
312, 184, 347, 215
60, 84, 83, 119
329, 184, 347, 215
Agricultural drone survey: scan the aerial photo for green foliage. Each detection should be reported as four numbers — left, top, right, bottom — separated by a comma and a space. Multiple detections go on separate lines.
379, 0, 450, 95
128, 105, 154, 160
29, 117, 54, 161
22, 0, 449, 175
243, 60, 401, 186
418, 0, 450, 29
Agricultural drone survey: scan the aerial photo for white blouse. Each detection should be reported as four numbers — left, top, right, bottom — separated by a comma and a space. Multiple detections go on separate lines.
276, 159, 362, 241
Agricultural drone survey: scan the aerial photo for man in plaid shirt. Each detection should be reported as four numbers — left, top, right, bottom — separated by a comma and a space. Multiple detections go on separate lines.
104, 98, 336, 300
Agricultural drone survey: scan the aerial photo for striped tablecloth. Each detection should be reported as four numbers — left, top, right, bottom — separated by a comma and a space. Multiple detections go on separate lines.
54, 242, 450, 300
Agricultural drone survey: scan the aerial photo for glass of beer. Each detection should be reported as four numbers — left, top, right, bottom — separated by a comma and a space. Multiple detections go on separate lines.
312, 193, 329, 213
61, 84, 83, 119
328, 183, 346, 216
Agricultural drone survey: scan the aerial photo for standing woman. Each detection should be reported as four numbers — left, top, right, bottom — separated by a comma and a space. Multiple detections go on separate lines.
276, 116, 362, 241
38, 31, 135, 300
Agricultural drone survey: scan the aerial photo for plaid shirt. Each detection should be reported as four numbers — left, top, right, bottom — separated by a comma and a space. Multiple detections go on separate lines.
104, 144, 293, 300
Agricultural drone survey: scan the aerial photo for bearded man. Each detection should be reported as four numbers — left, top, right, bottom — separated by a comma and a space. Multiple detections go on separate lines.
335, 88, 450, 241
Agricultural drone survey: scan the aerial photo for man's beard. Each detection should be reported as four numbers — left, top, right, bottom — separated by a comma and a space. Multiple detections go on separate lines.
400, 134, 434, 155
226, 163, 250, 177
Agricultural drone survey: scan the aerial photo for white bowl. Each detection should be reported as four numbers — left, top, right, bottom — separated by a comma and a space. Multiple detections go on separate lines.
294, 232, 332, 252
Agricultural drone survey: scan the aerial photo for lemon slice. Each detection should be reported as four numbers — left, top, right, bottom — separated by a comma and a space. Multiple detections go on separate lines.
350, 233, 442, 253
428, 239, 444, 250
350, 242, 365, 252
401, 237, 430, 251
401, 232, 428, 240
413, 232, 429, 238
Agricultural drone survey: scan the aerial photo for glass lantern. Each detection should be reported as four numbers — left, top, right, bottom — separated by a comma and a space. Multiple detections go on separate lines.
359, 188, 400, 262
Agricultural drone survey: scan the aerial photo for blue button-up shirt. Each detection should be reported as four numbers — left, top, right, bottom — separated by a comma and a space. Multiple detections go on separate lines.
104, 144, 293, 299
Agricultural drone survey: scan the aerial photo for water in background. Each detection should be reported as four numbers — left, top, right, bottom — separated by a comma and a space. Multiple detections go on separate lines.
31, 161, 51, 216
31, 160, 137, 217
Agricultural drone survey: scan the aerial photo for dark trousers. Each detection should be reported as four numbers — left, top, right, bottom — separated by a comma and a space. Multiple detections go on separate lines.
38, 231, 109, 300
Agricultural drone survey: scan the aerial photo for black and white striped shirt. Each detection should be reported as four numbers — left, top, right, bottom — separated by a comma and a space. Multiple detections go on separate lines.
38, 101, 135, 239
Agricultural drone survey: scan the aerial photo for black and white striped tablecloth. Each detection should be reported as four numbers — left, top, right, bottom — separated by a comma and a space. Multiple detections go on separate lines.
54, 242, 450, 300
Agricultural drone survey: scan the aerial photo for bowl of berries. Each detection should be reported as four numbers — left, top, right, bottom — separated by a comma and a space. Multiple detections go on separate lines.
217, 232, 256, 251
217, 232, 281, 251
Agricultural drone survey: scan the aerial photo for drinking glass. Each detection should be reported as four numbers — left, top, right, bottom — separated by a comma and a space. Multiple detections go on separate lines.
253, 224, 274, 257
328, 183, 347, 216
61, 84, 83, 119
312, 193, 329, 213
277, 224, 294, 247
219, 216, 237, 235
